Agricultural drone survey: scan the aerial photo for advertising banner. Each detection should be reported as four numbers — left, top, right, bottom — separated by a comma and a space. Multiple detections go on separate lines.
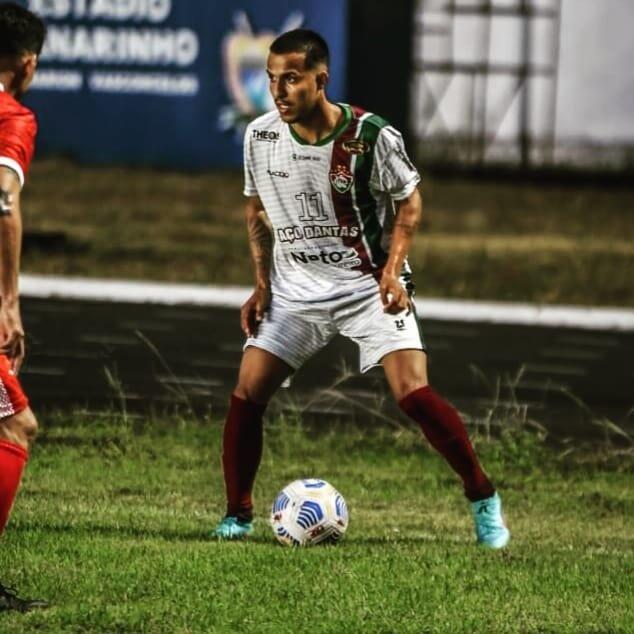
19, 0, 348, 168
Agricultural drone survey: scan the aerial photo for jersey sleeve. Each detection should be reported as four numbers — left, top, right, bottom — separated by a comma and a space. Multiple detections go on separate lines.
243, 125, 258, 197
371, 126, 420, 201
0, 108, 37, 189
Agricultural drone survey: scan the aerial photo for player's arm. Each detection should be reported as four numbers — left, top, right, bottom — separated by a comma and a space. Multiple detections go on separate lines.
241, 194, 273, 337
0, 166, 26, 373
380, 187, 423, 314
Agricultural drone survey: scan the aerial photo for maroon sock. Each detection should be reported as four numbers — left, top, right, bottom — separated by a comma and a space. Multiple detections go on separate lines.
399, 386, 494, 501
0, 440, 28, 534
221, 394, 267, 521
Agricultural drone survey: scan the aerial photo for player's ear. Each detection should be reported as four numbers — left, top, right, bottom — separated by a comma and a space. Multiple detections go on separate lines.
16, 53, 38, 94
22, 53, 38, 78
316, 69, 329, 92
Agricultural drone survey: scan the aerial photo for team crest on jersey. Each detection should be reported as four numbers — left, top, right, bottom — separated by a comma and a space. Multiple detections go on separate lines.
329, 164, 354, 194
342, 139, 371, 155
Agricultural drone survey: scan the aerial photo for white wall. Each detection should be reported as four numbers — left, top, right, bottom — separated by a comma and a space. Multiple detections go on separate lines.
413, 0, 634, 162
556, 0, 634, 143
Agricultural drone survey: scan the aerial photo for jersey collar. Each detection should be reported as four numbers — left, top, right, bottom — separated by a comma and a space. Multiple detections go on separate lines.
288, 103, 352, 146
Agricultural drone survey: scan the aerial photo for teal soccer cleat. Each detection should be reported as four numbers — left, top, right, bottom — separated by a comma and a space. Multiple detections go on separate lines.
214, 516, 254, 540
471, 493, 510, 549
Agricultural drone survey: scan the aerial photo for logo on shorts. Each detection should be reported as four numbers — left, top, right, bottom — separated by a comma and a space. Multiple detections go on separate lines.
394, 319, 405, 331
329, 164, 354, 194
342, 139, 371, 155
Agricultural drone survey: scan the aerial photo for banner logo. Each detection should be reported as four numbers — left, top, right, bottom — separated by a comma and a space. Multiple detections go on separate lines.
218, 10, 304, 137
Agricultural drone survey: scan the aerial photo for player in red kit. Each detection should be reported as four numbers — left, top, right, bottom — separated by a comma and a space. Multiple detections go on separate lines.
0, 2, 48, 612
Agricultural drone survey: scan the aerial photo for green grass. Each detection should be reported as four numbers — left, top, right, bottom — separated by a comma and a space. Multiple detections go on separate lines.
21, 159, 634, 306
1, 412, 632, 632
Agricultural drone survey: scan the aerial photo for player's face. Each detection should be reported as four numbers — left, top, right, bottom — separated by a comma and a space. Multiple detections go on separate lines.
267, 52, 326, 123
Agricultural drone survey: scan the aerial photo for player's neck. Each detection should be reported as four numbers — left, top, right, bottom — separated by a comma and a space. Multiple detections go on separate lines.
0, 73, 18, 98
290, 100, 343, 145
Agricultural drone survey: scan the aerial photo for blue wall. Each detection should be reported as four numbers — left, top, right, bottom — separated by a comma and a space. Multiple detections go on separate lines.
20, 1, 348, 168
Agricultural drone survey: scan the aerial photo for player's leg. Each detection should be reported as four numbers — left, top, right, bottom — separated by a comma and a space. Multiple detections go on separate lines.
382, 349, 510, 548
382, 349, 494, 500
215, 300, 336, 539
0, 352, 36, 537
216, 346, 292, 538
336, 288, 493, 496
0, 407, 36, 535
337, 288, 509, 548
0, 367, 49, 610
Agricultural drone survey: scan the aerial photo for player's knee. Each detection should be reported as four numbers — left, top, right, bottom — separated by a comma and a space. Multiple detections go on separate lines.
0, 408, 38, 448
392, 378, 428, 403
233, 382, 269, 406
19, 409, 39, 443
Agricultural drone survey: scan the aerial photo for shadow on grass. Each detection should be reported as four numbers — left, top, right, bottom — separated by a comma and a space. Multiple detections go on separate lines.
13, 522, 463, 547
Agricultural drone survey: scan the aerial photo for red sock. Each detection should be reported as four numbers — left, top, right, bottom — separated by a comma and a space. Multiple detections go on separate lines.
0, 440, 28, 534
399, 386, 494, 501
221, 394, 266, 521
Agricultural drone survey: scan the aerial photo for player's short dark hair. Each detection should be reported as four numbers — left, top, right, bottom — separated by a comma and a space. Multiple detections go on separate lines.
0, 2, 47, 57
270, 29, 330, 70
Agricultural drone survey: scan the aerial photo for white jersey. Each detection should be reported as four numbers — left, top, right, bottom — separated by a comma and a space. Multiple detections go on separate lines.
243, 103, 421, 303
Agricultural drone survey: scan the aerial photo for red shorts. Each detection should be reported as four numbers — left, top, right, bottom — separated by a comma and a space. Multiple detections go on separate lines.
0, 355, 28, 419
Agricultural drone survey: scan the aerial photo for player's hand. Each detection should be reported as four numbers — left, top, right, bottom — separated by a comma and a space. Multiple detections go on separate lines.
241, 286, 271, 337
0, 299, 26, 375
379, 272, 410, 315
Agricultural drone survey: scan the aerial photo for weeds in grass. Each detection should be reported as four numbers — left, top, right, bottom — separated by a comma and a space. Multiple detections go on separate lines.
468, 363, 633, 467
103, 364, 130, 429
271, 359, 632, 471
134, 329, 195, 416
554, 387, 634, 465
469, 364, 548, 441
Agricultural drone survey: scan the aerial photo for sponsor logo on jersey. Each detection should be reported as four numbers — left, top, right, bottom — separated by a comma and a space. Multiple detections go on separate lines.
341, 139, 371, 155
267, 169, 289, 178
253, 129, 280, 142
277, 224, 360, 244
292, 153, 321, 162
329, 164, 354, 194
290, 249, 361, 269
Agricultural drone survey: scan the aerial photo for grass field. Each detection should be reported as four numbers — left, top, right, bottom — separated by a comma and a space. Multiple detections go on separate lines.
21, 159, 634, 307
1, 412, 632, 632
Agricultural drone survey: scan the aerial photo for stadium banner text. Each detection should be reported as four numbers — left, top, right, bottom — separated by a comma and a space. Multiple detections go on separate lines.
21, 0, 348, 168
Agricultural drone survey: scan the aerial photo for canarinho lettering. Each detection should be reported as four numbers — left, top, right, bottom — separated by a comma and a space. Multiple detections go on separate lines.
42, 25, 199, 67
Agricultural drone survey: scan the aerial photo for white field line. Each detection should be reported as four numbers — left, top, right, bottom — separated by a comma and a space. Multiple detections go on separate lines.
20, 274, 634, 332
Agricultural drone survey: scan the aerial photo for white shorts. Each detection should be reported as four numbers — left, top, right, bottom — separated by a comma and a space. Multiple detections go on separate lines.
245, 287, 426, 373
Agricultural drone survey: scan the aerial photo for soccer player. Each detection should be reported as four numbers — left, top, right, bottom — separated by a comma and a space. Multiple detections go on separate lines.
0, 2, 48, 611
215, 29, 510, 549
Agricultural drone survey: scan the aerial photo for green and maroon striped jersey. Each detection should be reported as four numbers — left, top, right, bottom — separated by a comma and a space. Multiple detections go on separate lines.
243, 103, 420, 302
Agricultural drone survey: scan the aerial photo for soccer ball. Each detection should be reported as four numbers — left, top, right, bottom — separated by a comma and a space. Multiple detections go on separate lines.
270, 478, 349, 546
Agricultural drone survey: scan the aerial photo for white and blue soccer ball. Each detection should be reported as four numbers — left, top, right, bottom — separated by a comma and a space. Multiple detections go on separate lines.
270, 479, 349, 546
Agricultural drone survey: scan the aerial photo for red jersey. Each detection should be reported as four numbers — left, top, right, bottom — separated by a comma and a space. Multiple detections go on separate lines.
0, 90, 37, 188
